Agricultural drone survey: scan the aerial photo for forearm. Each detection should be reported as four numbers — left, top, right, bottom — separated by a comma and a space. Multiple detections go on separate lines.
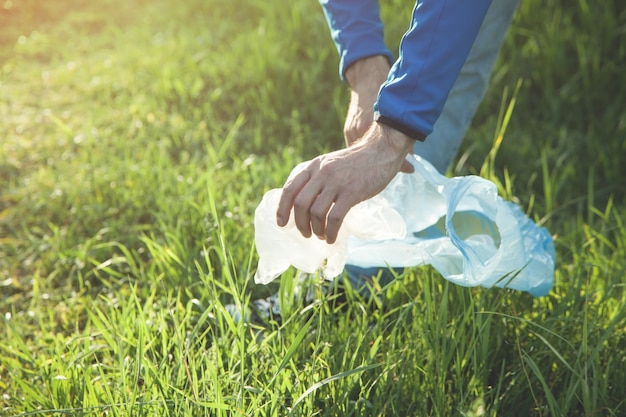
344, 55, 389, 91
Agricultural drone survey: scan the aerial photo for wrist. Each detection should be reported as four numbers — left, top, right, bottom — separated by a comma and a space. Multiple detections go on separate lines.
358, 123, 413, 157
378, 123, 414, 154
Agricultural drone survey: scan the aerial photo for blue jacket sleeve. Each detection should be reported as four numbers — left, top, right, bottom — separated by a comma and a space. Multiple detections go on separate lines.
374, 0, 492, 140
319, 0, 395, 81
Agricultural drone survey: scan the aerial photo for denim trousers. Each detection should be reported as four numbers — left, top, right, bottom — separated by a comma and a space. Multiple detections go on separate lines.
343, 0, 521, 295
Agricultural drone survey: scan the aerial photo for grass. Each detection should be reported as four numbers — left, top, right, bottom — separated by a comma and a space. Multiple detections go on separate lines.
1, 0, 625, 415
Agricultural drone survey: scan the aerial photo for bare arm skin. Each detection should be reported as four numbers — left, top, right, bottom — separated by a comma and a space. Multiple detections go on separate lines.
343, 55, 390, 146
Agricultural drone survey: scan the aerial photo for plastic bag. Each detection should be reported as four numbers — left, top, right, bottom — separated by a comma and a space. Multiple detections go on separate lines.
254, 155, 555, 297
254, 161, 406, 284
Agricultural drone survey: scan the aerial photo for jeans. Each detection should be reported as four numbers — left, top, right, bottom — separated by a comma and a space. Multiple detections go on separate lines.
343, 0, 520, 295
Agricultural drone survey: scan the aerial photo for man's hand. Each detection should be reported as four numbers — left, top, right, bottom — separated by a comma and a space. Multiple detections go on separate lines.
276, 124, 414, 244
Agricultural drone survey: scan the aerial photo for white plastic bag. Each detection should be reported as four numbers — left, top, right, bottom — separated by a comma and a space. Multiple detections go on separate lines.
254, 155, 555, 296
253, 161, 406, 284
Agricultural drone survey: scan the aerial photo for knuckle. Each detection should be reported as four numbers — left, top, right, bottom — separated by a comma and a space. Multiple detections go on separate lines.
281, 180, 298, 195
280, 185, 294, 198
317, 163, 334, 177
310, 207, 327, 222
326, 212, 343, 226
293, 195, 308, 211
309, 157, 323, 168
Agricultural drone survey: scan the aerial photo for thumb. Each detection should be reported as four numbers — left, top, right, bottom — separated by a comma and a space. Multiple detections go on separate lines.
400, 159, 415, 174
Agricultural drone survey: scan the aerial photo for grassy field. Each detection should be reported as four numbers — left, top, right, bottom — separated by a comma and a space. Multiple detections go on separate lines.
1, 0, 625, 415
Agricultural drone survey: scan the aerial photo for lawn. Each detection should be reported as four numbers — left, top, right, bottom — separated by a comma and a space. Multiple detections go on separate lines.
1, 0, 625, 415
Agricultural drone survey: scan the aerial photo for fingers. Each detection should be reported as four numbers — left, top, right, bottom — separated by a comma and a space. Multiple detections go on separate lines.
276, 160, 340, 242
309, 191, 336, 240
292, 183, 323, 239
277, 160, 332, 239
324, 200, 350, 244
276, 168, 311, 228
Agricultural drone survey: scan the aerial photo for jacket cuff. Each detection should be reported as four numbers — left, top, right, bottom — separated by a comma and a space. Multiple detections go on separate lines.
374, 114, 426, 142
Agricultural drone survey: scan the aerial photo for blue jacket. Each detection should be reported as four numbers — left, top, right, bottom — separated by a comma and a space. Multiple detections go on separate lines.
320, 0, 492, 140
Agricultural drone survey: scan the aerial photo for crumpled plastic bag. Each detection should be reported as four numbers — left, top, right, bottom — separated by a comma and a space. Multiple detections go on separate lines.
254, 155, 555, 297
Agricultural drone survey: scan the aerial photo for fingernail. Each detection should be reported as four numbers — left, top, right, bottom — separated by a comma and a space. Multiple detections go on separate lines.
277, 216, 285, 227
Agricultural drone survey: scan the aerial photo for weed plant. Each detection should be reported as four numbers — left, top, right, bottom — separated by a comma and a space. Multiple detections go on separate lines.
1, 0, 625, 416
